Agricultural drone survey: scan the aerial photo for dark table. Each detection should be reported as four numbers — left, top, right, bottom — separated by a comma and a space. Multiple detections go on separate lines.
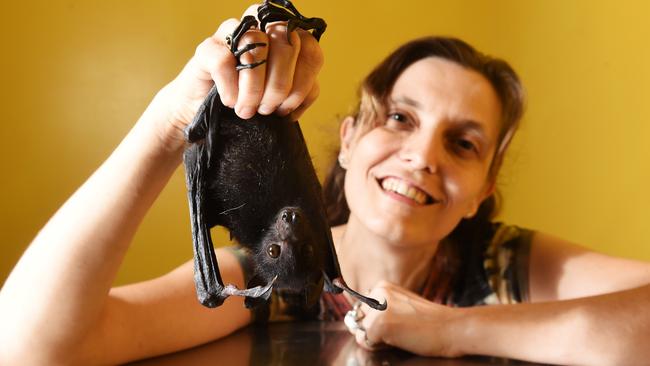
130, 321, 545, 365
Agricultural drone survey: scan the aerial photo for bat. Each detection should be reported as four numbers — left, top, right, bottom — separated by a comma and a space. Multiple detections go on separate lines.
182, 1, 386, 311
183, 86, 386, 311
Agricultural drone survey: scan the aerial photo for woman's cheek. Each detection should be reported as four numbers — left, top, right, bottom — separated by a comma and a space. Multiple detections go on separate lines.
444, 169, 484, 215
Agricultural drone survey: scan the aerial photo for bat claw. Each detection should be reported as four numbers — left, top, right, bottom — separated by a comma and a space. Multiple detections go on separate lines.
257, 0, 327, 44
332, 277, 388, 311
222, 275, 278, 299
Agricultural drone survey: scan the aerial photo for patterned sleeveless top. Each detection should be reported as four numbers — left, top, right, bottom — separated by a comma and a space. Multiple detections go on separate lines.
229, 222, 533, 322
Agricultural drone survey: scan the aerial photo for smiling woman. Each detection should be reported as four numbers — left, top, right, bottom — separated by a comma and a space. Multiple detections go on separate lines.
319, 37, 650, 363
1, 1, 650, 365
338, 54, 505, 245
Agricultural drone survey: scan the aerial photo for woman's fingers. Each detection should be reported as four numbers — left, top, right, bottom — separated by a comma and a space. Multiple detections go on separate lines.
233, 29, 269, 118
212, 17, 270, 119
258, 23, 301, 115
355, 302, 386, 351
192, 6, 323, 120
277, 29, 324, 116
288, 81, 319, 121
210, 18, 241, 107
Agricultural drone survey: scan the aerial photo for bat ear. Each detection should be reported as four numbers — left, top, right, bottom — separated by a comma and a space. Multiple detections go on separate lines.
184, 86, 228, 308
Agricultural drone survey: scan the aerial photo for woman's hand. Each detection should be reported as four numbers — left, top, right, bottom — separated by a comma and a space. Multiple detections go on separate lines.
155, 4, 324, 150
348, 281, 463, 358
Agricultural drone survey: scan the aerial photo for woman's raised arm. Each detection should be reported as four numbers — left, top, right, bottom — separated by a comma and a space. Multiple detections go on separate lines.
0, 5, 323, 364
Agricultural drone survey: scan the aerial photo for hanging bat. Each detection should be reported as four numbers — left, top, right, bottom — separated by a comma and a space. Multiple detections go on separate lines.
182, 0, 386, 311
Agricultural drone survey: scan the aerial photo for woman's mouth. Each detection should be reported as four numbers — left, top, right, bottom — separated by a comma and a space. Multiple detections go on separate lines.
378, 177, 436, 205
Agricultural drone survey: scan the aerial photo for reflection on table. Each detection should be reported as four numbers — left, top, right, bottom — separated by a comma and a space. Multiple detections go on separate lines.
130, 321, 545, 365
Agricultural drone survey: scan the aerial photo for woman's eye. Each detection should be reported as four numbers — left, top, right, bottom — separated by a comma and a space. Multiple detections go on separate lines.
456, 139, 476, 151
388, 113, 407, 123
451, 137, 480, 158
386, 113, 414, 130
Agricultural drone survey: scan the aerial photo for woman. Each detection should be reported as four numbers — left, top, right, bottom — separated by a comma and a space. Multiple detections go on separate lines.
1, 6, 649, 365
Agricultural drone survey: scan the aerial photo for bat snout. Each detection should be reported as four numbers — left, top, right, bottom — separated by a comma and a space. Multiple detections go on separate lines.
281, 208, 301, 225
255, 206, 326, 289
275, 207, 307, 240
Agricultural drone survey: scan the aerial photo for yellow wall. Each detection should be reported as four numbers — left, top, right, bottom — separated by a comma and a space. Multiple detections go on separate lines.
2, 1, 649, 286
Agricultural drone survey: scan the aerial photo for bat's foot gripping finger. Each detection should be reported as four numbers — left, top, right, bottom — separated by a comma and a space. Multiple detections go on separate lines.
332, 278, 388, 311
257, 0, 327, 44
226, 15, 267, 71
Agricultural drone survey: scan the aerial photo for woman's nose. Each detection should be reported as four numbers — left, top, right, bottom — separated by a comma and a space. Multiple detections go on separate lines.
398, 133, 439, 174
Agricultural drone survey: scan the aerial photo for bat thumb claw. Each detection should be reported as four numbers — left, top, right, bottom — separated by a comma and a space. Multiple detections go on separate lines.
331, 277, 388, 311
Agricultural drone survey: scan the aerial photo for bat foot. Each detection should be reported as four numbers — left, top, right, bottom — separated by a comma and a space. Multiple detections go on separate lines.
217, 275, 277, 308
332, 277, 388, 311
223, 275, 277, 297
197, 288, 229, 308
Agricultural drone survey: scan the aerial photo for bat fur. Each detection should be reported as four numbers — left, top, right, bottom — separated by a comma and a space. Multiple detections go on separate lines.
183, 86, 386, 311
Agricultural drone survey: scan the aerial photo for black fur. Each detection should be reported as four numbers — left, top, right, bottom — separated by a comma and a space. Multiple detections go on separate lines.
183, 86, 386, 311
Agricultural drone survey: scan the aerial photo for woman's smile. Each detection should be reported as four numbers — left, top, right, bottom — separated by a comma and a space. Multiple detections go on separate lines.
377, 176, 437, 206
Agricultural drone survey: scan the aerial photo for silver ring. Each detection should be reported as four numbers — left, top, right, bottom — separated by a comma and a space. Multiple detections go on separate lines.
344, 301, 365, 332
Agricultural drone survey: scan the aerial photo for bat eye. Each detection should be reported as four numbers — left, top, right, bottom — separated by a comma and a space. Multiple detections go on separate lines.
267, 244, 281, 258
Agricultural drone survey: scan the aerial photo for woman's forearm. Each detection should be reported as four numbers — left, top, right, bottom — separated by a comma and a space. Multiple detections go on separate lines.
0, 85, 183, 362
451, 284, 650, 365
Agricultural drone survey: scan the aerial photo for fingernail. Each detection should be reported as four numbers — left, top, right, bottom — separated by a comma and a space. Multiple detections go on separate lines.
236, 106, 255, 119
258, 104, 274, 115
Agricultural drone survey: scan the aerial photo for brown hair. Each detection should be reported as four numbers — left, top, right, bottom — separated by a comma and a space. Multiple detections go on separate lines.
322, 36, 525, 303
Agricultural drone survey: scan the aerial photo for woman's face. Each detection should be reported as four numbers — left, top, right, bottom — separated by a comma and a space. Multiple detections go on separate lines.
341, 57, 502, 246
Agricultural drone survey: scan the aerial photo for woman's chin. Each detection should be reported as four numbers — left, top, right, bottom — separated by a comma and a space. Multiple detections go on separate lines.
364, 217, 436, 247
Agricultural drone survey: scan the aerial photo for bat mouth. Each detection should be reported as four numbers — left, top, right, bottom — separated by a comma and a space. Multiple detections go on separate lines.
377, 177, 438, 205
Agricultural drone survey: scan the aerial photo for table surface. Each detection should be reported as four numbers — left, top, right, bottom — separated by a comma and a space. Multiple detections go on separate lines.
129, 321, 545, 365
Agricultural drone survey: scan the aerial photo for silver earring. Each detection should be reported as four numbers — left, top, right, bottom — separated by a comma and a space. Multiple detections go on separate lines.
338, 154, 348, 169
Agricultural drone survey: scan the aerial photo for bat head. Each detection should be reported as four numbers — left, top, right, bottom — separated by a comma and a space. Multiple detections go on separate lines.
251, 206, 326, 304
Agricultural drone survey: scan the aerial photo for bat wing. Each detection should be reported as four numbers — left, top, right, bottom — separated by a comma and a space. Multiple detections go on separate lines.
183, 86, 229, 308
184, 86, 276, 308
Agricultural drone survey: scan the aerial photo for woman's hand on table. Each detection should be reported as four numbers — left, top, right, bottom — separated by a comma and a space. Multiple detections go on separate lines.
349, 281, 463, 358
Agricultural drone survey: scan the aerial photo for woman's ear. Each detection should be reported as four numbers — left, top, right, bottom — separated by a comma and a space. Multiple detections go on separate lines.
481, 180, 496, 202
339, 116, 356, 156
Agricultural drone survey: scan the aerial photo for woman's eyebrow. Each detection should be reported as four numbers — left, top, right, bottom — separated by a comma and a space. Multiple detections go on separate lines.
390, 96, 421, 108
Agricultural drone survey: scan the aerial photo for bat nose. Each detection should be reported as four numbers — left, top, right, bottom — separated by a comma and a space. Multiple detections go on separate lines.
281, 208, 301, 224
276, 207, 307, 241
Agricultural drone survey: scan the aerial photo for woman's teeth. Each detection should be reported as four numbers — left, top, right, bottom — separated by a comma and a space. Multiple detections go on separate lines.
380, 177, 430, 205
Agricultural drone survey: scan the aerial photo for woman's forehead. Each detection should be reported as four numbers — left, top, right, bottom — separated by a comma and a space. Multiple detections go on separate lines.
390, 57, 502, 136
